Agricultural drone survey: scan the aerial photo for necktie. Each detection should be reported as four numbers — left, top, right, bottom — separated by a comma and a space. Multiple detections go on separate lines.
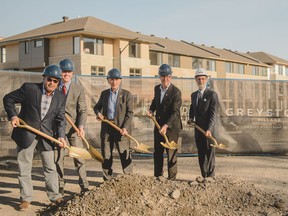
197, 90, 202, 107
62, 85, 67, 95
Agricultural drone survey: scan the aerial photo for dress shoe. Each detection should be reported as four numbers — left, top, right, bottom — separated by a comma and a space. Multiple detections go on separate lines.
19, 201, 30, 211
81, 188, 89, 194
54, 198, 64, 205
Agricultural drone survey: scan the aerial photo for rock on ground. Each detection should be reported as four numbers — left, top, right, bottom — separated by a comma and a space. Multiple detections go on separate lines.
39, 174, 285, 216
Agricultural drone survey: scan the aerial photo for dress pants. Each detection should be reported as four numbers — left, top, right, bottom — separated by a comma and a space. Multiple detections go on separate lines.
195, 130, 215, 178
101, 126, 133, 181
154, 132, 178, 180
17, 139, 62, 202
54, 132, 89, 190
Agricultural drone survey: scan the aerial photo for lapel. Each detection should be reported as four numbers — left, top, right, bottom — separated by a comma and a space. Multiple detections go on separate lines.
161, 84, 173, 105
36, 83, 43, 120
66, 82, 74, 104
115, 89, 122, 116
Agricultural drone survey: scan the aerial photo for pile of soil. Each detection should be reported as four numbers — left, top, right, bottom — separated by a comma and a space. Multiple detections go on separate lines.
39, 174, 285, 216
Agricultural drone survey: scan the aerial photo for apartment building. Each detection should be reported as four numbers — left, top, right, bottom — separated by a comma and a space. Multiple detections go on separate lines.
0, 16, 287, 80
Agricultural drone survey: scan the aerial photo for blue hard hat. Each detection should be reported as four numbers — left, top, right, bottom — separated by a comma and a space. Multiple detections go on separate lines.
107, 68, 122, 79
158, 64, 172, 76
59, 59, 74, 71
42, 65, 62, 79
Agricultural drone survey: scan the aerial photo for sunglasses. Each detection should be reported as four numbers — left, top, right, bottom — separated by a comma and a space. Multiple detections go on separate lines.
46, 77, 59, 84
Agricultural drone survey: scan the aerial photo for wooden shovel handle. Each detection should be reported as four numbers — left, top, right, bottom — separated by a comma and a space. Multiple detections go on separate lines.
65, 114, 89, 149
190, 120, 219, 147
17, 118, 66, 147
147, 115, 172, 146
101, 118, 139, 145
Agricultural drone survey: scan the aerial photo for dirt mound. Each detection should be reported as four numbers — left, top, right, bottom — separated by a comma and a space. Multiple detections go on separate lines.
39, 174, 285, 216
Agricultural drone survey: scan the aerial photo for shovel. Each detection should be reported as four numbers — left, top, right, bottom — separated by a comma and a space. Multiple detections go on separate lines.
65, 114, 104, 163
147, 115, 178, 150
100, 117, 153, 154
17, 118, 92, 159
188, 121, 227, 149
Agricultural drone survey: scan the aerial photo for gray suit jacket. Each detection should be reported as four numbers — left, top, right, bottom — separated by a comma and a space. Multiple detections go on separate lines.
3, 82, 66, 150
64, 82, 87, 133
93, 88, 133, 140
189, 88, 218, 136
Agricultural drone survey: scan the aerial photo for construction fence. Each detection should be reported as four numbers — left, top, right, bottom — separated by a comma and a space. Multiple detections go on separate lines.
0, 70, 287, 157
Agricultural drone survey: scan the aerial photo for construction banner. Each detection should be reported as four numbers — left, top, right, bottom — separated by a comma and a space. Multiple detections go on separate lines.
0, 71, 287, 157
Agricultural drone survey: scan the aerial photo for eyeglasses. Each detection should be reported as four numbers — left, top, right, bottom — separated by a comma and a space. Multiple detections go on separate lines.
196, 77, 207, 81
46, 77, 59, 84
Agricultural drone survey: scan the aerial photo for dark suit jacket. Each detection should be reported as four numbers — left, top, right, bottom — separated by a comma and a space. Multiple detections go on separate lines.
3, 82, 66, 150
189, 88, 218, 136
149, 83, 182, 138
64, 82, 87, 133
93, 88, 133, 140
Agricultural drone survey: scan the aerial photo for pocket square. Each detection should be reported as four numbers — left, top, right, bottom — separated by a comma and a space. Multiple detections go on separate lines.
204, 98, 207, 101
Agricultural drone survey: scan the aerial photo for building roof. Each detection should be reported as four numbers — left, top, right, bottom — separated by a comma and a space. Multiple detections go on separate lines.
0, 16, 274, 67
0, 16, 141, 43
247, 52, 288, 65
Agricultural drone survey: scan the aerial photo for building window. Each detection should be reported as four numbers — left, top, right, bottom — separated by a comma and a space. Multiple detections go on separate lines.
168, 54, 180, 67
129, 68, 142, 76
34, 39, 43, 47
73, 36, 80, 54
149, 51, 163, 65
278, 65, 284, 75
192, 57, 202, 69
91, 66, 105, 76
25, 41, 29, 54
129, 42, 140, 58
225, 62, 233, 73
260, 67, 267, 76
206, 59, 216, 71
0, 47, 6, 63
235, 63, 244, 74
285, 67, 288, 76
83, 37, 104, 55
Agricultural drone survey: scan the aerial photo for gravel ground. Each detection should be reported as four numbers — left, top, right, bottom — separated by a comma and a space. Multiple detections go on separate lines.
0, 154, 287, 216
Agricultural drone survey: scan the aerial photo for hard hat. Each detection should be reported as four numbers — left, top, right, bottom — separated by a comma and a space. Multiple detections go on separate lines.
195, 68, 208, 77
59, 59, 74, 71
42, 65, 62, 79
158, 64, 172, 76
107, 68, 122, 79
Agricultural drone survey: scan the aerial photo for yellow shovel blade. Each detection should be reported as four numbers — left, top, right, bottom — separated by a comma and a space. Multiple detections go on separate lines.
160, 141, 178, 149
69, 146, 92, 160
133, 143, 153, 154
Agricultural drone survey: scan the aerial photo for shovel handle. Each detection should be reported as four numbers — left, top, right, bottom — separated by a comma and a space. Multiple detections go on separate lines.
189, 120, 221, 148
147, 115, 173, 147
65, 114, 89, 149
17, 118, 68, 148
101, 118, 140, 146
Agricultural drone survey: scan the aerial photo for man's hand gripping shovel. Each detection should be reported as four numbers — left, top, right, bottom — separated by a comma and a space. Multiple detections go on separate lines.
16, 118, 92, 159
187, 120, 227, 149
65, 114, 104, 163
146, 114, 178, 150
99, 115, 153, 154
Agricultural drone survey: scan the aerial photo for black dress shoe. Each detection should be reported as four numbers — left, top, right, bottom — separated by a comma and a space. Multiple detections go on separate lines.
81, 188, 89, 194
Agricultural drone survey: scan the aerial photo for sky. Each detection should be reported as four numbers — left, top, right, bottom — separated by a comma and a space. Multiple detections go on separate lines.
1, 0, 288, 60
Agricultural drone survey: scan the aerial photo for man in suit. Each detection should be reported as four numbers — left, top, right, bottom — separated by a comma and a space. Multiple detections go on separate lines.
147, 64, 182, 180
188, 68, 218, 179
54, 59, 89, 194
94, 68, 133, 181
3, 65, 66, 211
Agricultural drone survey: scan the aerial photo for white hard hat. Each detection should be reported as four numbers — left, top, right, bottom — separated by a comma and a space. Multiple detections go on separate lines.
194, 68, 208, 77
